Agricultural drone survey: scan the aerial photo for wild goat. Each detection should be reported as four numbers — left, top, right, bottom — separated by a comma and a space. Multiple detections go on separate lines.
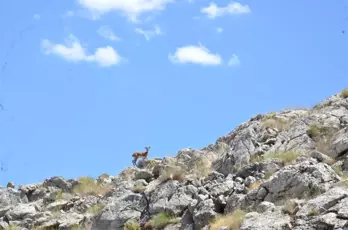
132, 146, 150, 166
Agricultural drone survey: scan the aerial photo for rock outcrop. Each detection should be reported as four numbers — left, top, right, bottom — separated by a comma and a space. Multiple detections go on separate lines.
1, 90, 348, 230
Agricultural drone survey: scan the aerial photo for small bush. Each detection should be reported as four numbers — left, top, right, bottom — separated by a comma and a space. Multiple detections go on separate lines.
192, 157, 212, 178
56, 190, 64, 200
264, 171, 274, 180
124, 220, 140, 230
264, 151, 301, 165
282, 199, 299, 215
307, 125, 323, 139
132, 185, 146, 193
210, 209, 246, 230
340, 88, 348, 98
308, 208, 319, 216
86, 204, 104, 215
73, 176, 111, 197
146, 212, 179, 229
7, 224, 22, 230
261, 118, 291, 131
160, 166, 185, 182
248, 182, 262, 191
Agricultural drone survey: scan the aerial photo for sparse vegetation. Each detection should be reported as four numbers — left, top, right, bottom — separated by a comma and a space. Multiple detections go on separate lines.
132, 185, 146, 193
159, 166, 185, 182
145, 212, 179, 229
210, 209, 247, 230
248, 182, 262, 191
86, 204, 104, 215
261, 117, 291, 131
251, 151, 301, 165
306, 124, 333, 140
124, 220, 140, 230
6, 224, 22, 230
308, 208, 319, 216
264, 171, 274, 180
73, 176, 111, 197
340, 88, 348, 98
56, 190, 63, 200
192, 157, 212, 178
282, 199, 299, 215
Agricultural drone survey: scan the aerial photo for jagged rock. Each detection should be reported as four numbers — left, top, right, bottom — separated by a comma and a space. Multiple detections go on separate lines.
239, 208, 292, 230
262, 159, 340, 202
46, 200, 69, 211
135, 170, 153, 181
0, 188, 25, 207
5, 203, 37, 221
166, 185, 197, 216
296, 187, 348, 218
43, 177, 74, 193
310, 150, 334, 163
329, 127, 348, 159
192, 199, 217, 229
225, 194, 245, 213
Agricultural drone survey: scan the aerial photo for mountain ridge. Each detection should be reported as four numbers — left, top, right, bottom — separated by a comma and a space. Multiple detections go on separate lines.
1, 88, 348, 230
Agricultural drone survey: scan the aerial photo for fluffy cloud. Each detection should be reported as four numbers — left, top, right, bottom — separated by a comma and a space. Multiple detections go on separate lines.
169, 44, 221, 65
78, 0, 173, 21
201, 2, 250, 19
98, 26, 121, 41
228, 54, 240, 66
41, 35, 122, 67
135, 25, 162, 41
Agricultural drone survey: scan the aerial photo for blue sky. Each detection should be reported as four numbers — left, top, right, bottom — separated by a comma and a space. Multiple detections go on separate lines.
0, 0, 347, 186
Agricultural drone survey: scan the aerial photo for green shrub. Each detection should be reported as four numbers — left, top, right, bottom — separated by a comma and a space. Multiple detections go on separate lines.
86, 204, 104, 215
124, 220, 140, 230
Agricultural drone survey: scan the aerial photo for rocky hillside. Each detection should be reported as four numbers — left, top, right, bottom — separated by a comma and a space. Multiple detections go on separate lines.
1, 89, 348, 230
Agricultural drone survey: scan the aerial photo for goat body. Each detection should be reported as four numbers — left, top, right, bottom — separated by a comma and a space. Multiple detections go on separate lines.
132, 146, 150, 166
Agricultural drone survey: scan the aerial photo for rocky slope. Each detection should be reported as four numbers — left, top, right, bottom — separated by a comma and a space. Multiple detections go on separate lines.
1, 89, 348, 230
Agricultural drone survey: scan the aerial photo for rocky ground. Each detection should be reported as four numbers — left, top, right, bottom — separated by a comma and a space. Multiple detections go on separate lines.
1, 89, 348, 230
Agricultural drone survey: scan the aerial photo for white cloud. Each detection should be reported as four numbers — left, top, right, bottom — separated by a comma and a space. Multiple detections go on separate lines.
169, 44, 221, 66
78, 0, 173, 22
216, 27, 223, 33
135, 25, 162, 41
201, 2, 250, 19
97, 26, 121, 41
41, 35, 123, 67
62, 9, 101, 20
33, 14, 41, 20
228, 54, 240, 66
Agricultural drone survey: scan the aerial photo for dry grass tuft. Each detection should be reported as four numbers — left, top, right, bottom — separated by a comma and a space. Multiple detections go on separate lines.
340, 88, 348, 98
251, 151, 301, 165
145, 212, 179, 229
192, 157, 212, 179
160, 166, 185, 182
124, 220, 140, 230
132, 185, 146, 193
73, 176, 111, 197
261, 117, 291, 131
86, 204, 105, 215
248, 182, 262, 191
210, 209, 246, 230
